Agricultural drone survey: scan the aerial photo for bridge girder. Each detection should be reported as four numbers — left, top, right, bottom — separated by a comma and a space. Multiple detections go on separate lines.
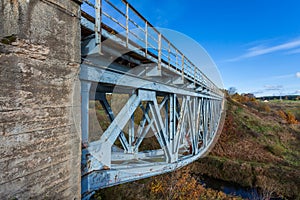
80, 0, 225, 198
80, 64, 224, 198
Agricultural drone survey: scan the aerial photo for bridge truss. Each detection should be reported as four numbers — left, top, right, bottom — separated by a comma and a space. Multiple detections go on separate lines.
80, 0, 225, 199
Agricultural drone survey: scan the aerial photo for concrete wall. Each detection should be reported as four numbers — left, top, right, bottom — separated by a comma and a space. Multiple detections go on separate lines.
0, 0, 82, 199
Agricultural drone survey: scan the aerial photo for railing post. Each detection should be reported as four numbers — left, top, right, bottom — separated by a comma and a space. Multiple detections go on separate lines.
194, 65, 196, 86
168, 42, 171, 68
181, 55, 185, 80
175, 50, 178, 72
95, 0, 102, 54
145, 21, 148, 57
126, 2, 129, 48
158, 33, 162, 70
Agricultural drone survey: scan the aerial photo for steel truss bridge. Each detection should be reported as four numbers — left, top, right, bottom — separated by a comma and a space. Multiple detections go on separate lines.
80, 0, 225, 199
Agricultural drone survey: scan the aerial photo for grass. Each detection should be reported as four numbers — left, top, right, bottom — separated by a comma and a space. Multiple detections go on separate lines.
264, 144, 286, 157
205, 95, 300, 198
0, 34, 17, 45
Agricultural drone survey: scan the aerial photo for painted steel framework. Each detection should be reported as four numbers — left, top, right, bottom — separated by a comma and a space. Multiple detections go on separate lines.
80, 0, 225, 199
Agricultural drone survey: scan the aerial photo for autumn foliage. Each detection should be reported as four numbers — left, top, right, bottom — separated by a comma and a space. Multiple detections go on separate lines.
150, 167, 203, 200
286, 112, 298, 124
277, 110, 298, 124
231, 93, 256, 104
149, 166, 237, 200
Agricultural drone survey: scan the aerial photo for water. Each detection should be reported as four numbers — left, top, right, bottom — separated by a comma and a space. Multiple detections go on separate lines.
200, 175, 284, 200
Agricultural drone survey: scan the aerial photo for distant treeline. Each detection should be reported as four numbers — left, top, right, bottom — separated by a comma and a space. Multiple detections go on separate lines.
257, 95, 300, 101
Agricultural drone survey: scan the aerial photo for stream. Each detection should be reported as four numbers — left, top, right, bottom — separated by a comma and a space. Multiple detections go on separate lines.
200, 175, 284, 200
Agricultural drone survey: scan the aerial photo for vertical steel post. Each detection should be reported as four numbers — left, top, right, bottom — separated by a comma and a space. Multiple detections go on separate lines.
194, 66, 196, 86
126, 3, 129, 47
211, 100, 214, 134
81, 81, 91, 146
193, 97, 198, 154
203, 98, 208, 147
195, 97, 201, 152
175, 50, 178, 72
129, 113, 135, 152
208, 99, 212, 139
158, 33, 162, 70
211, 100, 214, 136
168, 42, 171, 68
199, 97, 203, 140
210, 99, 214, 138
95, 0, 102, 54
145, 22, 148, 57
170, 94, 177, 153
213, 100, 217, 132
164, 97, 169, 137
169, 94, 173, 141
181, 55, 185, 80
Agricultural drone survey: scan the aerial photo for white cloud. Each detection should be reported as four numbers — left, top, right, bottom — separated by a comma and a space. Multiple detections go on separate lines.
293, 90, 300, 94
226, 37, 300, 62
296, 72, 300, 78
252, 90, 264, 95
264, 85, 283, 91
286, 48, 300, 55
270, 74, 294, 80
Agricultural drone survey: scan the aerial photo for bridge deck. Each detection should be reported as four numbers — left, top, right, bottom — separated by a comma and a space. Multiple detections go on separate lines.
80, 0, 222, 98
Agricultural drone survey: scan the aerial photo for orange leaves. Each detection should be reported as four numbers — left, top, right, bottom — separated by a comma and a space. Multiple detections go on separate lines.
286, 112, 298, 124
277, 110, 286, 120
149, 166, 235, 200
277, 110, 298, 124
150, 180, 163, 194
149, 167, 204, 200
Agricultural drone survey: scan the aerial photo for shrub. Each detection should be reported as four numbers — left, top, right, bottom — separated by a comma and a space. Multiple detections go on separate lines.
277, 110, 298, 124
277, 110, 286, 120
150, 167, 205, 200
259, 104, 271, 113
286, 112, 298, 124
265, 145, 285, 157
265, 105, 271, 112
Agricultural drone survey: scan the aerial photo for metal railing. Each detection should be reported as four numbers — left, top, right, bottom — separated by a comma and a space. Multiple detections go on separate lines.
81, 0, 223, 97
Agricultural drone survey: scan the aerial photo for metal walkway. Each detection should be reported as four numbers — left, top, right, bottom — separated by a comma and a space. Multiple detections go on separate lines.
80, 0, 225, 198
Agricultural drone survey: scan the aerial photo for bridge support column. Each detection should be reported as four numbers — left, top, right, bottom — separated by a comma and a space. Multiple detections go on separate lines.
0, 0, 82, 199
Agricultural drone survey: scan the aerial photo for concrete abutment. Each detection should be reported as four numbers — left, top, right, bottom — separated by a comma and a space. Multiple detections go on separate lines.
0, 0, 82, 199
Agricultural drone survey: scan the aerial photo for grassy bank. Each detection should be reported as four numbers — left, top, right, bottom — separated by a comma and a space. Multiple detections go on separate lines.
193, 95, 300, 199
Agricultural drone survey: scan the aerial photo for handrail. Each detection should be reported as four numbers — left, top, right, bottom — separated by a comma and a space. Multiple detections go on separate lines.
81, 0, 223, 97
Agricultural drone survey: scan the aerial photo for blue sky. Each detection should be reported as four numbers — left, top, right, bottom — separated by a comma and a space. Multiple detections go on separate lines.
125, 0, 300, 97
